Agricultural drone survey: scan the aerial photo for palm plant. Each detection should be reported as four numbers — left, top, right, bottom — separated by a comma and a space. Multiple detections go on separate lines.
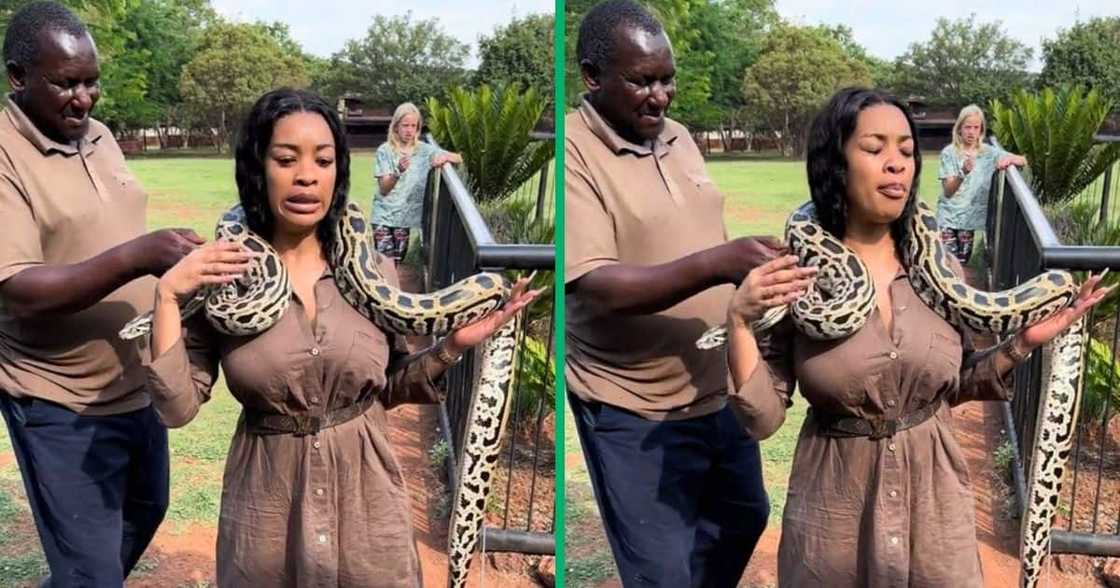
426, 83, 553, 204
990, 85, 1120, 205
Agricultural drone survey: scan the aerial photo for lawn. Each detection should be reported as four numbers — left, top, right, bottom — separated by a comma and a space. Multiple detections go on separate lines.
563, 152, 946, 587
0, 152, 382, 585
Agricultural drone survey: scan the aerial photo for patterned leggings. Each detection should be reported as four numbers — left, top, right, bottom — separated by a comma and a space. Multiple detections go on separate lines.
372, 224, 411, 261
940, 228, 975, 264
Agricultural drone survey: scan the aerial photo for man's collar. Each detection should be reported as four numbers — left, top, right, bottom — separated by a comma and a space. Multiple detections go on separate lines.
5, 94, 101, 156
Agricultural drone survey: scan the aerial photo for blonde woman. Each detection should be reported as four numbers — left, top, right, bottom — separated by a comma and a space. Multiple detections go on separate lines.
371, 102, 462, 264
936, 104, 1027, 263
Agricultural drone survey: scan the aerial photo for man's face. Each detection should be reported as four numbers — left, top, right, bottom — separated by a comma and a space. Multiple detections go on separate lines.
7, 29, 101, 144
583, 26, 675, 145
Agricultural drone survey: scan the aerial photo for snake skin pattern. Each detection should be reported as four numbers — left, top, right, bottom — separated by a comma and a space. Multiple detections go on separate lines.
118, 201, 521, 585
697, 200, 1084, 586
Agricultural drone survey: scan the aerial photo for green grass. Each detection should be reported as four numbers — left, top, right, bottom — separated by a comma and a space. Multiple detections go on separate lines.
563, 153, 944, 585
709, 152, 944, 238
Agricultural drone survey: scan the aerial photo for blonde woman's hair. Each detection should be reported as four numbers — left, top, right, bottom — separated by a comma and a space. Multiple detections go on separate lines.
388, 102, 422, 154
951, 104, 987, 155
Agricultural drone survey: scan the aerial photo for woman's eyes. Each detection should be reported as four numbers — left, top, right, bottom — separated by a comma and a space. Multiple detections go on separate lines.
273, 156, 334, 166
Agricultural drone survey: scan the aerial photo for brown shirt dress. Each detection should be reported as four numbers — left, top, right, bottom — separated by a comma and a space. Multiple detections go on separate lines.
732, 267, 1012, 587
146, 259, 445, 587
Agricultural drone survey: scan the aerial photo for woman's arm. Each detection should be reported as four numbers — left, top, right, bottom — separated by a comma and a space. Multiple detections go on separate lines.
725, 256, 813, 439
146, 242, 254, 427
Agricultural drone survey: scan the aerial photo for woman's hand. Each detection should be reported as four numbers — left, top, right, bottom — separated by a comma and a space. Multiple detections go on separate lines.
431, 152, 462, 168
157, 240, 257, 305
444, 276, 543, 353
397, 155, 411, 174
1016, 272, 1114, 352
997, 155, 1027, 170
962, 154, 975, 175
728, 255, 817, 326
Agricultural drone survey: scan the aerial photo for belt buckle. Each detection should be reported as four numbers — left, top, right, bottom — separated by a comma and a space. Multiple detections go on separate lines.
292, 415, 322, 436
868, 417, 898, 440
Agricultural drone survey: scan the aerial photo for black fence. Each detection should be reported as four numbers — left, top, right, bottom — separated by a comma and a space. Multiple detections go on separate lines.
420, 134, 556, 555
985, 136, 1120, 556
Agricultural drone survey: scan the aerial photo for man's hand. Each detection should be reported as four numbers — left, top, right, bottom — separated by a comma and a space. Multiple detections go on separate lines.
127, 229, 205, 277
719, 236, 787, 284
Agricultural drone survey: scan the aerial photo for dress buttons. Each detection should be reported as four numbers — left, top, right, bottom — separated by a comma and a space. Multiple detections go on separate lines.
888, 443, 897, 452
890, 536, 900, 545
887, 400, 897, 408
313, 441, 321, 449
310, 347, 320, 357
318, 534, 328, 544
889, 490, 898, 498
889, 351, 898, 360
315, 488, 325, 496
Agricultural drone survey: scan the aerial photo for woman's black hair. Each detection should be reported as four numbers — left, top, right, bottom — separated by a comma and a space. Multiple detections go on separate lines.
805, 87, 922, 259
234, 87, 350, 251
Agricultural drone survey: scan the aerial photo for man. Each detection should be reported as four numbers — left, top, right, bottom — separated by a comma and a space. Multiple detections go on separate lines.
565, 1, 781, 586
0, 3, 203, 585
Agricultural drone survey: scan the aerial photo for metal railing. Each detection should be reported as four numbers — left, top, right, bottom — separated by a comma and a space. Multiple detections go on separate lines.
419, 134, 556, 555
985, 135, 1120, 556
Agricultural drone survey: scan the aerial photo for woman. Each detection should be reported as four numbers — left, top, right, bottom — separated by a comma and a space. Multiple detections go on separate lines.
144, 89, 537, 586
936, 104, 1027, 264
725, 88, 1109, 586
371, 102, 462, 264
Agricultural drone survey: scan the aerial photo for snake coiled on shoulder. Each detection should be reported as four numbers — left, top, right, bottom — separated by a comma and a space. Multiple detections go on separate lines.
698, 200, 1084, 588
119, 200, 517, 587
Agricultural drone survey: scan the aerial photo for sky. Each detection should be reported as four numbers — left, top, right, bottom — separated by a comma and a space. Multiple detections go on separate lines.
775, 0, 1118, 70
209, 0, 554, 66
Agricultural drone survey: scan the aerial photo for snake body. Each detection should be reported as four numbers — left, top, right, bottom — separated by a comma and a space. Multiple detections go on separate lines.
119, 201, 519, 586
698, 200, 1084, 587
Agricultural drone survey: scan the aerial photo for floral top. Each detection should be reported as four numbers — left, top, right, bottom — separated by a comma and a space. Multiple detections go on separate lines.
935, 143, 1009, 231
371, 141, 447, 229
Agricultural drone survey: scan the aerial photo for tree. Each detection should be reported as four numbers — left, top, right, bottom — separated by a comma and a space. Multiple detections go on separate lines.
689, 0, 777, 147
179, 20, 309, 151
313, 12, 468, 108
100, 0, 213, 138
476, 14, 554, 103
817, 24, 893, 87
742, 24, 871, 156
426, 83, 552, 204
891, 15, 1032, 107
991, 86, 1120, 205
1039, 17, 1120, 112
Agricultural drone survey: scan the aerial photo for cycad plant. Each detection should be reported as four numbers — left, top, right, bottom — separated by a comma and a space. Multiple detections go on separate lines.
990, 85, 1120, 205
426, 83, 553, 204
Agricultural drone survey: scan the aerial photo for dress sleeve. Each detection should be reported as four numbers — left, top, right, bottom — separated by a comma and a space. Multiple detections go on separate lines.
144, 312, 222, 428
949, 329, 1013, 405
727, 317, 797, 440
938, 146, 961, 180
373, 252, 446, 409
380, 335, 447, 409
944, 256, 1013, 404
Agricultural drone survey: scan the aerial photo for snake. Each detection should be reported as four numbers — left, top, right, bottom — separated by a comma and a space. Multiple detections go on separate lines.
698, 200, 1085, 587
118, 200, 520, 586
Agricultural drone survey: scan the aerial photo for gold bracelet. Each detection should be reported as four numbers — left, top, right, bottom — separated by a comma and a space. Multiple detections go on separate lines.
435, 340, 463, 366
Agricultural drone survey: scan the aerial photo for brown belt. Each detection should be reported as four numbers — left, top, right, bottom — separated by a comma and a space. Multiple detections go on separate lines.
813, 400, 943, 440
244, 394, 378, 436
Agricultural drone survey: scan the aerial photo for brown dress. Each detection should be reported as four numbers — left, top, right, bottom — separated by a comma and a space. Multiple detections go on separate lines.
146, 259, 445, 587
731, 267, 1012, 587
